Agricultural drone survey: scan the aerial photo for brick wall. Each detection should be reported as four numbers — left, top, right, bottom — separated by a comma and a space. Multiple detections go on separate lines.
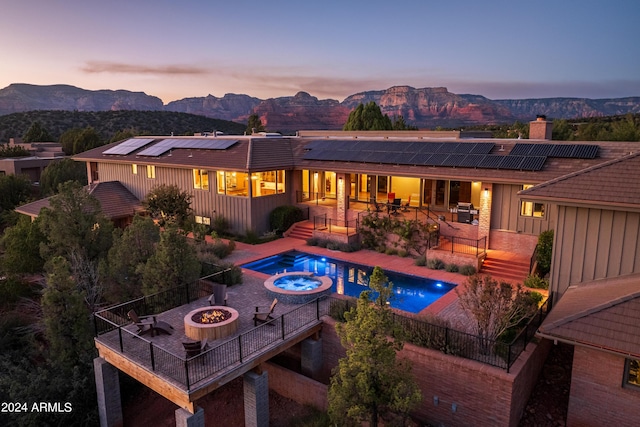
567, 346, 640, 426
265, 362, 328, 410
490, 230, 538, 256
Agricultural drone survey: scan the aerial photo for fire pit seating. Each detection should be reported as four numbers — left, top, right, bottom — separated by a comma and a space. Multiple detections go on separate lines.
182, 338, 208, 358
127, 309, 174, 337
253, 298, 278, 326
184, 306, 239, 341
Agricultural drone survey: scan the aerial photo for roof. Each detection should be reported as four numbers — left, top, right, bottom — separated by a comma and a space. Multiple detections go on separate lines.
537, 273, 640, 358
15, 181, 143, 220
519, 151, 640, 210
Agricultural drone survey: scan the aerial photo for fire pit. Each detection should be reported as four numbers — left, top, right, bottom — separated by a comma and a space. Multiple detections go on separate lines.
184, 306, 239, 341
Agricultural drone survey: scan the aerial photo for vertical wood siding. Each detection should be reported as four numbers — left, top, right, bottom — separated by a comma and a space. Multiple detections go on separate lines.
490, 184, 551, 235
551, 206, 640, 296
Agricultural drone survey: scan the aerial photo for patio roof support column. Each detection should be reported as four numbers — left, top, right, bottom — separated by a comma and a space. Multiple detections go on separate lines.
94, 357, 123, 427
479, 183, 492, 249
301, 337, 323, 380
336, 173, 349, 225
244, 368, 269, 427
175, 407, 205, 427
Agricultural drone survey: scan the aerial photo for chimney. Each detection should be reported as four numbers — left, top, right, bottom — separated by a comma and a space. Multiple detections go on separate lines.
529, 115, 553, 140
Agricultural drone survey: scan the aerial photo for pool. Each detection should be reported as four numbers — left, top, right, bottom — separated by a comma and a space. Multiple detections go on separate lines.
241, 250, 456, 313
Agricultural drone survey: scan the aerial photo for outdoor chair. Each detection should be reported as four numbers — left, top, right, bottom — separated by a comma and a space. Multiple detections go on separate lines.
182, 338, 208, 358
208, 283, 228, 306
401, 195, 412, 212
388, 198, 402, 215
370, 198, 383, 212
253, 298, 278, 326
127, 309, 174, 337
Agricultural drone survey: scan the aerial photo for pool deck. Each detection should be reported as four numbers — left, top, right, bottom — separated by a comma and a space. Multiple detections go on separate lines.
221, 235, 487, 331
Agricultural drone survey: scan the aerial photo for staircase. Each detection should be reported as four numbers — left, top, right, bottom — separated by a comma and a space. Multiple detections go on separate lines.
479, 256, 530, 284
286, 221, 314, 240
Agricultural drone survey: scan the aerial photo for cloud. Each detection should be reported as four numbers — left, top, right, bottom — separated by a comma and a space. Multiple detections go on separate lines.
81, 61, 208, 75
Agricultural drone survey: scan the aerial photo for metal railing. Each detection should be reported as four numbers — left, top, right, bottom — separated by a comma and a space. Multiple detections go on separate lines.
438, 234, 487, 257
313, 214, 359, 235
94, 278, 329, 391
327, 296, 550, 373
296, 190, 337, 205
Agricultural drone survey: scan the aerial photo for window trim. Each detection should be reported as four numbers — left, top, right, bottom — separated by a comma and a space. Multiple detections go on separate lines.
193, 169, 209, 190
624, 358, 640, 390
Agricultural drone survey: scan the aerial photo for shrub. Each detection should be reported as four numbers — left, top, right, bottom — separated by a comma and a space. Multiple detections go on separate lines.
385, 247, 397, 256
269, 205, 304, 233
243, 229, 260, 244
212, 215, 231, 236
445, 263, 459, 273
375, 245, 386, 253
306, 236, 320, 246
523, 274, 549, 290
536, 230, 554, 276
397, 249, 408, 257
316, 238, 329, 248
426, 258, 445, 270
338, 242, 360, 253
326, 241, 341, 251
414, 256, 426, 266
459, 264, 477, 276
528, 290, 544, 306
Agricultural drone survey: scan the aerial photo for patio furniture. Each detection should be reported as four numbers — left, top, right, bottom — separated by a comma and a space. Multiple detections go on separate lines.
182, 338, 208, 358
208, 283, 228, 306
388, 198, 402, 215
253, 298, 278, 326
370, 198, 383, 212
127, 309, 174, 336
387, 192, 396, 203
401, 195, 412, 212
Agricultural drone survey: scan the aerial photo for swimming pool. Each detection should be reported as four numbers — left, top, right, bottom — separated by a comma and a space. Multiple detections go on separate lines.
241, 250, 456, 313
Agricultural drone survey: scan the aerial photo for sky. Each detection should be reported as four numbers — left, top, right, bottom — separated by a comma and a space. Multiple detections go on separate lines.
2, 0, 639, 104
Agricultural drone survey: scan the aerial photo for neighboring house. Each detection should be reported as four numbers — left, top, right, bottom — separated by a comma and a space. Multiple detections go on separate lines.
16, 181, 144, 228
0, 139, 65, 183
71, 118, 637, 260
523, 152, 640, 426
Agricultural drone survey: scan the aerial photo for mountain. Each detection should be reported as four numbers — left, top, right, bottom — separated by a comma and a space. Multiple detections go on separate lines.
2, 83, 640, 131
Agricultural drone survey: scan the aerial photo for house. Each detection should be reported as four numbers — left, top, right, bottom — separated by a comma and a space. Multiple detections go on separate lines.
0, 138, 65, 183
72, 118, 637, 262
521, 152, 640, 426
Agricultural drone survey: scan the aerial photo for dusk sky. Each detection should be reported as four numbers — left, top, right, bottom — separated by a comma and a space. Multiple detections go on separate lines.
2, 0, 639, 104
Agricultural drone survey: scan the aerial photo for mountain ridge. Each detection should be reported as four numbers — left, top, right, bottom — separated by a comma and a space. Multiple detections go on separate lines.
2, 83, 640, 131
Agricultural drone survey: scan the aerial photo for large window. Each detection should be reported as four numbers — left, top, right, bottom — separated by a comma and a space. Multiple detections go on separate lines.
146, 165, 156, 179
521, 185, 545, 218
193, 169, 209, 190
217, 171, 248, 196
250, 170, 285, 197
625, 358, 640, 389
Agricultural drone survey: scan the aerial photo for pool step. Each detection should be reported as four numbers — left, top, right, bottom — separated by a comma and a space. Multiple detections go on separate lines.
279, 251, 310, 267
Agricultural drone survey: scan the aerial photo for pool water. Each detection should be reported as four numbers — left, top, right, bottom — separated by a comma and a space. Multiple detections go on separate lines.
273, 275, 322, 291
241, 250, 456, 313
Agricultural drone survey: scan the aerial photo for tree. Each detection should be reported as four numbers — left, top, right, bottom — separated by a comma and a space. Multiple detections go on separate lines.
246, 114, 265, 134
143, 184, 192, 227
141, 228, 201, 295
105, 215, 160, 301
328, 266, 421, 426
343, 102, 393, 131
0, 215, 46, 275
457, 275, 539, 345
0, 174, 31, 216
59, 126, 102, 155
39, 158, 88, 196
392, 115, 418, 130
22, 121, 52, 142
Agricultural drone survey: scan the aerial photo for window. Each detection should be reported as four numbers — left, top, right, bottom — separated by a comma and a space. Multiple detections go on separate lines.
146, 165, 156, 179
250, 170, 286, 197
132, 164, 138, 175
624, 358, 640, 389
193, 169, 209, 190
217, 171, 248, 196
194, 215, 211, 225
521, 185, 545, 218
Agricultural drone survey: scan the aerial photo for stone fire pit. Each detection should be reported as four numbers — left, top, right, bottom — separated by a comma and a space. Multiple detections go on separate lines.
184, 306, 239, 341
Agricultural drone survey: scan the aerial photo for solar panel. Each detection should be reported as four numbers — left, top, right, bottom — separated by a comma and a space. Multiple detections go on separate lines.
441, 154, 466, 167
499, 156, 525, 170
470, 142, 495, 154
528, 144, 554, 157
549, 144, 575, 158
436, 143, 459, 153
572, 144, 598, 159
425, 153, 450, 166
103, 138, 155, 155
519, 156, 547, 171
410, 153, 434, 165
509, 144, 533, 156
367, 152, 389, 163
137, 138, 238, 156
450, 143, 477, 154
457, 154, 485, 168
478, 156, 504, 169
394, 152, 418, 164
419, 142, 442, 153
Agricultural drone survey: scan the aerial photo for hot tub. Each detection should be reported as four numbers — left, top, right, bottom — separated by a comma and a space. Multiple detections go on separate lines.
264, 271, 332, 304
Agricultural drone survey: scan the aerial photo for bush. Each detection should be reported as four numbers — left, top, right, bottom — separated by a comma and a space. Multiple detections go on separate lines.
243, 229, 260, 244
536, 230, 554, 276
414, 256, 426, 266
306, 237, 320, 246
212, 215, 231, 236
459, 264, 477, 276
445, 263, 459, 273
397, 249, 408, 257
385, 247, 397, 256
326, 241, 341, 251
523, 274, 549, 290
338, 242, 360, 253
269, 205, 304, 233
426, 258, 445, 270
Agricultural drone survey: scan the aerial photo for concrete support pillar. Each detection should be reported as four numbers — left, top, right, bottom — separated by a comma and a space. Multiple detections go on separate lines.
479, 183, 492, 250
301, 337, 323, 380
244, 370, 269, 427
94, 357, 123, 427
336, 173, 349, 224
175, 407, 205, 427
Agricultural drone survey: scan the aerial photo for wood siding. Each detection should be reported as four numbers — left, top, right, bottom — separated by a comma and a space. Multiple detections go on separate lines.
490, 184, 552, 235
95, 162, 294, 234
550, 206, 640, 297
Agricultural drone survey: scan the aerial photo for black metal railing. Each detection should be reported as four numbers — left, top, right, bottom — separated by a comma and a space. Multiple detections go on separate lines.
296, 190, 337, 205
326, 295, 550, 373
313, 214, 359, 235
94, 282, 329, 391
439, 234, 487, 257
